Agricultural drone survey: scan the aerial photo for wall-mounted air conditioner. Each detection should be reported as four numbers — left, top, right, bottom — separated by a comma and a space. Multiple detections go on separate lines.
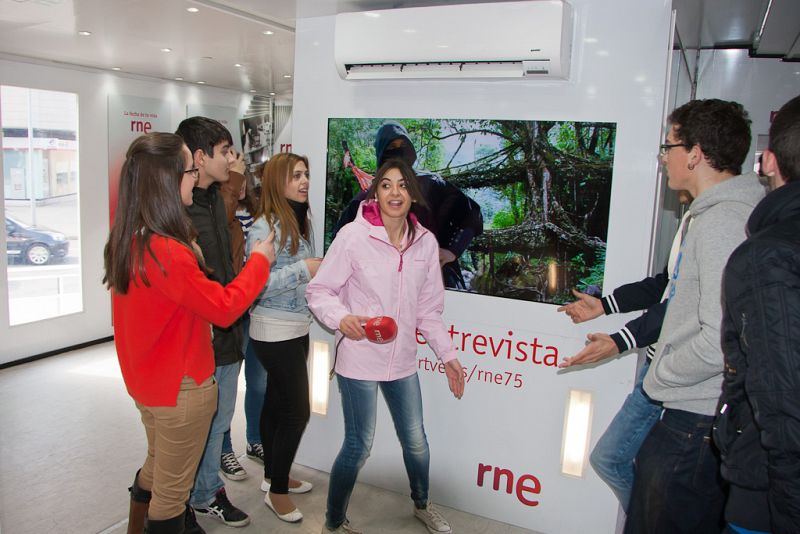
334, 0, 573, 80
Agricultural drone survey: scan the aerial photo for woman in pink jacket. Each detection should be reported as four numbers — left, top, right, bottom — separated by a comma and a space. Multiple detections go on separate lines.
307, 159, 465, 534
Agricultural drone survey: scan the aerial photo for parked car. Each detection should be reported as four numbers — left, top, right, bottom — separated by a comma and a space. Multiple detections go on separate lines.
5, 216, 69, 265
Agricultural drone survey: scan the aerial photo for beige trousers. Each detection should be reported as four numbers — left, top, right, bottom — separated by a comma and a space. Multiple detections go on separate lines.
135, 376, 217, 520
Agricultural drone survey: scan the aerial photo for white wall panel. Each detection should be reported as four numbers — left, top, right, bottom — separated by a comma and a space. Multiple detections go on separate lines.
292, 1, 673, 532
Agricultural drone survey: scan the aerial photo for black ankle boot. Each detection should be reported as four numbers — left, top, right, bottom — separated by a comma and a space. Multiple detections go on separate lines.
184, 505, 206, 534
145, 513, 185, 534
128, 470, 152, 534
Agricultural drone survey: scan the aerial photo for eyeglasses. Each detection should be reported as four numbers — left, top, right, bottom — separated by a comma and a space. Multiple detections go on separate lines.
184, 167, 200, 183
659, 143, 690, 156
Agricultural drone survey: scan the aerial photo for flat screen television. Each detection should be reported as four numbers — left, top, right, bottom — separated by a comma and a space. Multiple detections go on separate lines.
323, 117, 616, 305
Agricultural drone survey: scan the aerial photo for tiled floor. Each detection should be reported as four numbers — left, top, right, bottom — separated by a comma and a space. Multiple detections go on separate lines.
0, 342, 538, 534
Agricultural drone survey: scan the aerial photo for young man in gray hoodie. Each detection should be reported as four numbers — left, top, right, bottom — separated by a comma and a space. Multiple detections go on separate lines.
624, 99, 766, 534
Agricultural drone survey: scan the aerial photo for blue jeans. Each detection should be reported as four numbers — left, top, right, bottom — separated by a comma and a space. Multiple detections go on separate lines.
190, 362, 241, 507
325, 373, 430, 530
589, 358, 662, 511
624, 408, 726, 534
222, 316, 266, 454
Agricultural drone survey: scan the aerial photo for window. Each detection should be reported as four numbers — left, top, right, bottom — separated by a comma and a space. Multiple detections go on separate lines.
2, 86, 82, 325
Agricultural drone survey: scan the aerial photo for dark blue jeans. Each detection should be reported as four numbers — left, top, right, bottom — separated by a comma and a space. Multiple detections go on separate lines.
624, 408, 726, 534
325, 373, 430, 530
589, 358, 662, 511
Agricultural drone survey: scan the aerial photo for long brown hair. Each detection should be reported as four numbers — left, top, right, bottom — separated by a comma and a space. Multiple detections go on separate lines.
365, 158, 426, 243
103, 132, 204, 293
256, 152, 311, 256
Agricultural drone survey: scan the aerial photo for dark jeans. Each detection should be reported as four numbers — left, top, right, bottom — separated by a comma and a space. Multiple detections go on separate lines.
624, 408, 726, 534
252, 334, 310, 494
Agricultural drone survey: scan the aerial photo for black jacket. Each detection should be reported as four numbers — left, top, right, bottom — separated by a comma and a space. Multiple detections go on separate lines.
601, 268, 669, 354
714, 180, 800, 533
186, 184, 244, 366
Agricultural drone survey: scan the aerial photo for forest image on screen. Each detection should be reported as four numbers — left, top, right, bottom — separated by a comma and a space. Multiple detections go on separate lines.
324, 118, 616, 305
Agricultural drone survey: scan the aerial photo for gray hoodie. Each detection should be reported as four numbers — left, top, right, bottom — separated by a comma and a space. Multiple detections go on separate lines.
644, 172, 766, 415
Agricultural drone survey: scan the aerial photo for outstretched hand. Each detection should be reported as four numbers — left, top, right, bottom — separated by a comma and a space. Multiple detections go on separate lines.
556, 289, 604, 324
559, 333, 619, 368
445, 359, 465, 399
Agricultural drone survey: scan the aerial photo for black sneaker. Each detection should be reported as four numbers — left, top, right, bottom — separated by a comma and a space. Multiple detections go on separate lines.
246, 443, 264, 464
220, 452, 247, 481
193, 488, 250, 527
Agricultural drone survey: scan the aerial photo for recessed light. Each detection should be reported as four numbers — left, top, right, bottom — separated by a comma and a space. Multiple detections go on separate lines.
175, 77, 184, 81
234, 63, 242, 68
249, 89, 257, 93
111, 67, 121, 71
186, 7, 199, 13
197, 81, 206, 84
161, 47, 172, 53
262, 30, 274, 35
269, 92, 276, 96
78, 31, 92, 36
364, 12, 380, 18
283, 74, 292, 78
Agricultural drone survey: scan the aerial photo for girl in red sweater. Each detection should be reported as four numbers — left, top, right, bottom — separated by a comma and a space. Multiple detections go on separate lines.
103, 133, 275, 534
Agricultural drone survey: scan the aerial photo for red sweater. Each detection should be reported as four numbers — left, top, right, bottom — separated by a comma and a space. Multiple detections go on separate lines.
112, 235, 269, 406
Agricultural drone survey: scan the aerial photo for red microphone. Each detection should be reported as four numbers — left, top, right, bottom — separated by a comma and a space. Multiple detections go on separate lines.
363, 316, 398, 344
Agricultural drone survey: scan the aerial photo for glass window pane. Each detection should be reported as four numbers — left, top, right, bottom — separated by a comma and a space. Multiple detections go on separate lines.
2, 85, 82, 326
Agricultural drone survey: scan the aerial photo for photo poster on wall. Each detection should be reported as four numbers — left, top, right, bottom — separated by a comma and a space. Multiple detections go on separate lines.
240, 113, 272, 169
107, 95, 171, 224
186, 104, 240, 153
325, 118, 617, 305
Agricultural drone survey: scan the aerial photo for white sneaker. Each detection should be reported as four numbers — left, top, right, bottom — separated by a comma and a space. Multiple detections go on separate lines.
414, 502, 452, 534
321, 519, 362, 533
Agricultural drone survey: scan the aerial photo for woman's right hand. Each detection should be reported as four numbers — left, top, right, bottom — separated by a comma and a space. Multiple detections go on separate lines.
304, 257, 323, 277
340, 314, 370, 340
251, 230, 276, 264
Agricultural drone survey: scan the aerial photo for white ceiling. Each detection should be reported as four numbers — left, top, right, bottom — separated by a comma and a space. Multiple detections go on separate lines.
0, 0, 298, 95
0, 0, 797, 97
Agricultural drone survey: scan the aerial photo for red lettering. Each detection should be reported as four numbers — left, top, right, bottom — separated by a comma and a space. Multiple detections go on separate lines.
477, 463, 492, 487
515, 341, 528, 362
493, 468, 514, 493
416, 329, 427, 345
460, 332, 472, 352
544, 346, 559, 367
489, 336, 504, 357
473, 334, 487, 355
130, 120, 152, 133
477, 463, 542, 507
515, 474, 541, 507
531, 337, 543, 364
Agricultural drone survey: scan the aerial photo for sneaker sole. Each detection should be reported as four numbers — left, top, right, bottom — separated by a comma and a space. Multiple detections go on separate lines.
414, 512, 451, 534
193, 509, 251, 528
